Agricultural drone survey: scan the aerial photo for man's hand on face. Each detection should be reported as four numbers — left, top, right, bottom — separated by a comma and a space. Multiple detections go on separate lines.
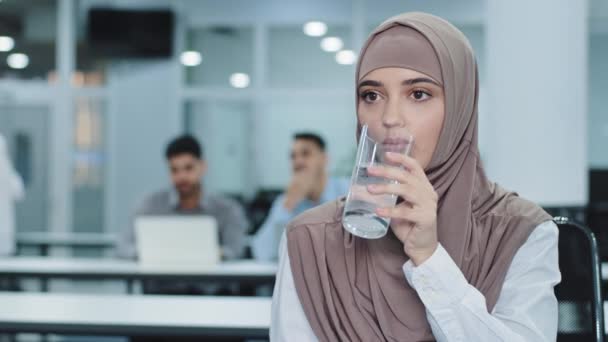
283, 169, 316, 211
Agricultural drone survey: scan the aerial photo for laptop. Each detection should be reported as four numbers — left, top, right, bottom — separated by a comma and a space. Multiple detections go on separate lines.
135, 215, 220, 268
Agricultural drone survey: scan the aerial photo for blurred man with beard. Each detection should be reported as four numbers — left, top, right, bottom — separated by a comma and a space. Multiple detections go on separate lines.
251, 133, 348, 261
117, 135, 249, 264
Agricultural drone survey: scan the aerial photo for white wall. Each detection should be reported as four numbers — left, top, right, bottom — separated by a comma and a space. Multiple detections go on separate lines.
364, 0, 484, 26
589, 33, 608, 168
106, 61, 180, 234
186, 27, 254, 87
267, 26, 354, 88
254, 94, 356, 188
183, 0, 353, 24
187, 100, 252, 195
485, 0, 588, 206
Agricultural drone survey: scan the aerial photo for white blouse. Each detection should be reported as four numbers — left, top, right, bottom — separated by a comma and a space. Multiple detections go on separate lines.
271, 220, 561, 342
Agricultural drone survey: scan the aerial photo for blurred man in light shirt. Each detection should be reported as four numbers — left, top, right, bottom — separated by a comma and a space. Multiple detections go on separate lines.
252, 133, 348, 261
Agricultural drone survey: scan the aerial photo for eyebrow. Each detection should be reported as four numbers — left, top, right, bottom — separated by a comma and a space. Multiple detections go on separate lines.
358, 77, 441, 90
402, 77, 441, 87
357, 80, 382, 89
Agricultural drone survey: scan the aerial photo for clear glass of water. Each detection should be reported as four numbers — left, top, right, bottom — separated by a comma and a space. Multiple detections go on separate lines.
342, 125, 414, 239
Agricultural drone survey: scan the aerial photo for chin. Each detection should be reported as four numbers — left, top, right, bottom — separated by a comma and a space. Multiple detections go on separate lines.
176, 187, 193, 195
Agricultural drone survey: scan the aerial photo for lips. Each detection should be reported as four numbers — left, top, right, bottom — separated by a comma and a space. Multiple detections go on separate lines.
382, 138, 412, 153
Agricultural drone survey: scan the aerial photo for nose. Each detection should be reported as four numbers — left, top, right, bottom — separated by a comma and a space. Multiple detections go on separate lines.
174, 169, 187, 180
382, 97, 405, 129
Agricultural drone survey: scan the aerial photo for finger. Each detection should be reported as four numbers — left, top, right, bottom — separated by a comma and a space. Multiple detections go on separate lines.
367, 183, 420, 205
367, 164, 414, 184
385, 153, 438, 199
349, 184, 387, 203
376, 204, 419, 222
385, 152, 426, 178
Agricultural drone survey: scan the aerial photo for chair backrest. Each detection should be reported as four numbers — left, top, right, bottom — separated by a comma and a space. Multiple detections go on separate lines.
247, 189, 282, 235
554, 216, 604, 342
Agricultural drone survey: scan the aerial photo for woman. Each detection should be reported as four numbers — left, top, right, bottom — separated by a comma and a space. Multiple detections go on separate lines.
271, 12, 560, 342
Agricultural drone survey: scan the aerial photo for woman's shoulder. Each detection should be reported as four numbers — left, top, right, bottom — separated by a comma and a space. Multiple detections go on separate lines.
286, 198, 344, 233
502, 195, 542, 216
480, 183, 551, 224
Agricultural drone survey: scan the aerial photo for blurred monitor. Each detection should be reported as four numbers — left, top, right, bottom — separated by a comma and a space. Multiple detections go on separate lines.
87, 8, 174, 58
135, 216, 219, 268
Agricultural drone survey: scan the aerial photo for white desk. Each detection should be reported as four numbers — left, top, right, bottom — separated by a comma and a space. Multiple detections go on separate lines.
5, 293, 608, 338
0, 292, 270, 338
0, 257, 277, 292
16, 232, 118, 256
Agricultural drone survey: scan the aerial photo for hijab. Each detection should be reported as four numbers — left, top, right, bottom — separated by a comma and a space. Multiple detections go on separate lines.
286, 12, 551, 342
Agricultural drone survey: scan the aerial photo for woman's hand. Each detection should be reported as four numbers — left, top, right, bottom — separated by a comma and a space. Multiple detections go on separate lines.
367, 152, 439, 266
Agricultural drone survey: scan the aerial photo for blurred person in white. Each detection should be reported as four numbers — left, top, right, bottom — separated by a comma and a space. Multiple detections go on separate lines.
0, 134, 24, 257
251, 133, 348, 261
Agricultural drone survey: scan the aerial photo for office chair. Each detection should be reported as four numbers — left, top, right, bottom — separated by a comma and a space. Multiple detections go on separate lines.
554, 216, 604, 342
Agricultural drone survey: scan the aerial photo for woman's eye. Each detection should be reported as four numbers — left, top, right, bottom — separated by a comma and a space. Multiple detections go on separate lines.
361, 91, 380, 103
411, 90, 431, 101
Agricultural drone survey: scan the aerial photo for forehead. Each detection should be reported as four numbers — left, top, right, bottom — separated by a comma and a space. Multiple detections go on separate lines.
292, 139, 322, 153
360, 67, 440, 85
169, 153, 199, 165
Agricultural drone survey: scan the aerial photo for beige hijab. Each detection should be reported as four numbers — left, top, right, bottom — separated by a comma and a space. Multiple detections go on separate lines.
286, 12, 551, 342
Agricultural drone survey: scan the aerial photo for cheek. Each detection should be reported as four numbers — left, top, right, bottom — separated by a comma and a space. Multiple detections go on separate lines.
357, 101, 384, 125
410, 109, 444, 165
172, 174, 184, 183
186, 175, 198, 183
357, 109, 385, 139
